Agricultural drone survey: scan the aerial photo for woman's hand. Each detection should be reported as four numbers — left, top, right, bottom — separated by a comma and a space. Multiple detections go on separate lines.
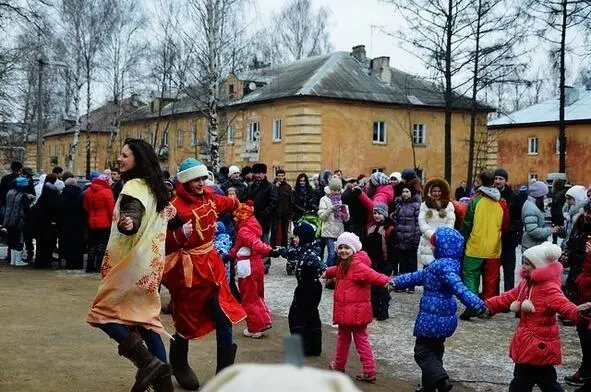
586, 241, 591, 254
119, 216, 133, 231
182, 220, 193, 239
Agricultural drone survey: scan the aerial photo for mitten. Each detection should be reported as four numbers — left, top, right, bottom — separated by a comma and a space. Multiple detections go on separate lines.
384, 277, 396, 292
268, 249, 280, 258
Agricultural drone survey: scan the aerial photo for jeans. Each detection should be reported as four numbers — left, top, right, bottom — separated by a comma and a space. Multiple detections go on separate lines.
321, 237, 336, 267
210, 294, 233, 347
99, 322, 167, 362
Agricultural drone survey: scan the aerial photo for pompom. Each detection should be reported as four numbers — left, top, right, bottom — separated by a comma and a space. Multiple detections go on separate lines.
510, 300, 521, 313
521, 299, 536, 313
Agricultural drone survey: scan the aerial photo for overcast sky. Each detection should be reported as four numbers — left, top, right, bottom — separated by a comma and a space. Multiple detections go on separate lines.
252, 0, 425, 74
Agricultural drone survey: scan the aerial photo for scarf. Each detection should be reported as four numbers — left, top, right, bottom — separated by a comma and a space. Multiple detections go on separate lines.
329, 193, 345, 220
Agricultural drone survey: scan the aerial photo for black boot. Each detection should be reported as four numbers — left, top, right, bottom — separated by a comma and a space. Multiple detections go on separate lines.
118, 332, 172, 392
169, 335, 200, 390
152, 374, 174, 392
436, 378, 453, 392
216, 343, 237, 374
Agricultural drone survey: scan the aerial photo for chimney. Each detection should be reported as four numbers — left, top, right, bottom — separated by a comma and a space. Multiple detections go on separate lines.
565, 86, 579, 106
351, 45, 367, 64
371, 56, 391, 84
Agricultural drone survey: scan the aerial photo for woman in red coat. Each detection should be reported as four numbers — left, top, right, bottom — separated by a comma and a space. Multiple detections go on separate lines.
324, 232, 392, 383
163, 158, 245, 391
229, 201, 278, 338
485, 242, 591, 392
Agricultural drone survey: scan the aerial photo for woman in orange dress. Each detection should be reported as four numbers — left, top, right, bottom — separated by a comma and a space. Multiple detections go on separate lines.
163, 158, 245, 390
86, 138, 174, 392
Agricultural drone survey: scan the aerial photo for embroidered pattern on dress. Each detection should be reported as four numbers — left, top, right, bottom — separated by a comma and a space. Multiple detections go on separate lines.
135, 236, 165, 293
100, 250, 113, 278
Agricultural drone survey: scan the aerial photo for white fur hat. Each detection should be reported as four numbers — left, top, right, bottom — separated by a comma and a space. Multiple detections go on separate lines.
522, 242, 562, 269
229, 165, 240, 177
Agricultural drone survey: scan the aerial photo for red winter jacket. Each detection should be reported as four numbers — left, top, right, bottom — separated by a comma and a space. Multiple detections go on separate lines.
325, 251, 390, 326
83, 178, 115, 230
359, 184, 394, 227
229, 215, 272, 262
485, 262, 581, 366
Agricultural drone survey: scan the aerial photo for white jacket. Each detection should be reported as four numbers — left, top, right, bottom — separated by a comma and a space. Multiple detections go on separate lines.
318, 194, 349, 239
418, 201, 455, 265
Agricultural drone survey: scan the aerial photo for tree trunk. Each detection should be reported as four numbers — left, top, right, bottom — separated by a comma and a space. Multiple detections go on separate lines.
443, 0, 453, 183
467, 0, 482, 188
86, 68, 91, 178
558, 0, 567, 174
206, 0, 221, 172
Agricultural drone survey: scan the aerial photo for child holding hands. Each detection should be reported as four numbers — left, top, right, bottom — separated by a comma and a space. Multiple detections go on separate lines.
391, 227, 487, 392
325, 232, 393, 383
484, 242, 591, 392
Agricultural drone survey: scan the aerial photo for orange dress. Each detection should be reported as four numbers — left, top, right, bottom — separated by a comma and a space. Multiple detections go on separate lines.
163, 184, 245, 339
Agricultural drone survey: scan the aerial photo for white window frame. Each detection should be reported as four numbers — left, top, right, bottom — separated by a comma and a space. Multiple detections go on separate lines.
227, 125, 235, 144
247, 122, 259, 142
528, 136, 538, 155
272, 119, 282, 142
528, 172, 538, 181
371, 167, 385, 173
555, 137, 566, 155
176, 129, 184, 148
191, 125, 197, 146
161, 130, 168, 146
412, 123, 427, 145
372, 121, 387, 144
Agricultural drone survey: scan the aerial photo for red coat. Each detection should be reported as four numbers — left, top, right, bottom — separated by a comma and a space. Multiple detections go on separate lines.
359, 185, 394, 227
229, 216, 272, 262
576, 251, 591, 303
163, 183, 244, 340
325, 251, 390, 326
83, 178, 115, 229
485, 262, 581, 366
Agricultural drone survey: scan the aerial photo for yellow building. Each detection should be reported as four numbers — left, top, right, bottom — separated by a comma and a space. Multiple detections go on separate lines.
120, 46, 491, 183
27, 96, 145, 176
488, 86, 591, 186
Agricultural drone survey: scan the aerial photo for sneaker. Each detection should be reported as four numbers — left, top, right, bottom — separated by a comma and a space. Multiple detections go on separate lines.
243, 328, 263, 339
355, 372, 376, 383
565, 368, 589, 386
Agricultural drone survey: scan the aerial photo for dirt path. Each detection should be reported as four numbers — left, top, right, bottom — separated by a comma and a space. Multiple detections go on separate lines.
0, 265, 479, 392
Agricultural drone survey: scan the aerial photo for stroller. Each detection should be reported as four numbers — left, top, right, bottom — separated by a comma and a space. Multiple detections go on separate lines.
286, 212, 322, 275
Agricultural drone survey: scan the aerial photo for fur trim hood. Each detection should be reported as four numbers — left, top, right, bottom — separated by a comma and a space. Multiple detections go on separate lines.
423, 178, 451, 210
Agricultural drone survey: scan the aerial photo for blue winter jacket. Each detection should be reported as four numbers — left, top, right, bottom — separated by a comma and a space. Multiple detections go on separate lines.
395, 227, 485, 339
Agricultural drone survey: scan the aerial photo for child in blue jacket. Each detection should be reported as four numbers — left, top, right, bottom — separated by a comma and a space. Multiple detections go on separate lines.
391, 227, 486, 392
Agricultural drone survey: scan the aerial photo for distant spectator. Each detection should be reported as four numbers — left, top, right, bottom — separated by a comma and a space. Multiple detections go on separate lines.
111, 167, 123, 200
455, 180, 470, 201
52, 166, 65, 192
58, 177, 86, 269
30, 174, 60, 269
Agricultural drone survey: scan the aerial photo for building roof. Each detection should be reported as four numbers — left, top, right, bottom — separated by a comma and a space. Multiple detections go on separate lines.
45, 95, 146, 137
231, 52, 488, 110
488, 88, 591, 128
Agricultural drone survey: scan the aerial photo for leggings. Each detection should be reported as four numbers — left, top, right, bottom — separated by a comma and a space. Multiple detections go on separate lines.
99, 323, 167, 363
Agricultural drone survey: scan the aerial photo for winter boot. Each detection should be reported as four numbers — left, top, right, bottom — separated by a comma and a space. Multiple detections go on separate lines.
117, 332, 172, 392
169, 335, 200, 390
566, 366, 590, 386
435, 378, 453, 392
152, 374, 174, 392
14, 250, 27, 266
216, 343, 237, 374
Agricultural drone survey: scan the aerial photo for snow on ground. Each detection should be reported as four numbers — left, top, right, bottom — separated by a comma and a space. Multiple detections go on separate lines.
265, 252, 581, 392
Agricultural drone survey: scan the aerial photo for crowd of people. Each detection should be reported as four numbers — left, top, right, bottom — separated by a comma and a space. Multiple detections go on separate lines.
4, 149, 591, 392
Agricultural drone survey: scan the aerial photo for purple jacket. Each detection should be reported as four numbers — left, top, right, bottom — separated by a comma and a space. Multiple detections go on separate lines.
394, 195, 421, 249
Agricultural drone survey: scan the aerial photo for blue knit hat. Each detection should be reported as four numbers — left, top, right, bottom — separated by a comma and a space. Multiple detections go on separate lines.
15, 176, 28, 188
177, 158, 209, 183
89, 170, 101, 180
293, 221, 316, 245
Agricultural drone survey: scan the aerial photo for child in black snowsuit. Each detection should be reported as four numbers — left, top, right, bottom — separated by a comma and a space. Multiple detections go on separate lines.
277, 221, 325, 356
366, 203, 396, 320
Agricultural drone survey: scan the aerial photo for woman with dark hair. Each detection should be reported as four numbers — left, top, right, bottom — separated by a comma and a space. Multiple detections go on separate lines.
87, 138, 175, 392
292, 172, 314, 222
163, 157, 245, 390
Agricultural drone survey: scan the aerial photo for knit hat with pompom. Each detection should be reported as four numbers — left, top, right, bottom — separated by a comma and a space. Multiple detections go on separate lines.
336, 232, 362, 253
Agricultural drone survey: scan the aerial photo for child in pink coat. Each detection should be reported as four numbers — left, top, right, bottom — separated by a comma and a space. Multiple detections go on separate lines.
484, 242, 591, 392
324, 232, 392, 383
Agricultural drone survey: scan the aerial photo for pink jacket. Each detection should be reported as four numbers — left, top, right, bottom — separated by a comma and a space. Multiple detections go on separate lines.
325, 251, 390, 326
486, 262, 581, 366
359, 184, 394, 227
229, 216, 272, 262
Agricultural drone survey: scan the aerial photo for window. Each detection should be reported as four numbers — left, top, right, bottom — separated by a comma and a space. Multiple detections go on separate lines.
272, 119, 282, 142
528, 173, 538, 181
372, 121, 386, 143
371, 167, 385, 173
227, 125, 235, 144
247, 122, 259, 142
413, 124, 426, 145
137, 131, 143, 140
176, 129, 184, 147
191, 126, 197, 146
528, 137, 538, 155
228, 84, 235, 99
555, 137, 566, 155
161, 131, 168, 146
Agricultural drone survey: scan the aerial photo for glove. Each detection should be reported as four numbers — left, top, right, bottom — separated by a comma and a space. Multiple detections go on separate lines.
578, 302, 591, 316
384, 278, 396, 292
269, 249, 280, 258
477, 307, 491, 319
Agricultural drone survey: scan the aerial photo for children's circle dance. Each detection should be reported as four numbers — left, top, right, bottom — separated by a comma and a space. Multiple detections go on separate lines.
81, 157, 591, 392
